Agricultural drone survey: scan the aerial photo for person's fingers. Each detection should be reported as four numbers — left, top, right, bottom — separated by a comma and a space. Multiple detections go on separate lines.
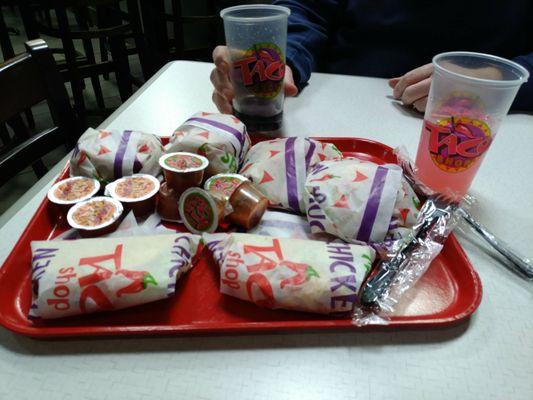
284, 65, 298, 97
393, 63, 433, 99
401, 77, 432, 105
388, 77, 401, 88
212, 90, 233, 114
212, 45, 230, 73
210, 67, 233, 96
412, 97, 428, 113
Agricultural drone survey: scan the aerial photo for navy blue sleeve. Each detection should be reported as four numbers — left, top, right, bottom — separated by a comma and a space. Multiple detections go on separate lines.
512, 53, 533, 111
273, 0, 340, 91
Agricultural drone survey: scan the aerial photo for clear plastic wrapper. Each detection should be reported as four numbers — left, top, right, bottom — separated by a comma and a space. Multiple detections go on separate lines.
354, 196, 462, 325
351, 147, 464, 324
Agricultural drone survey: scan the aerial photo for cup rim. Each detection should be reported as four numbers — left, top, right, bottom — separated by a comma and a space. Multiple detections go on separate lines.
220, 4, 291, 22
433, 51, 530, 87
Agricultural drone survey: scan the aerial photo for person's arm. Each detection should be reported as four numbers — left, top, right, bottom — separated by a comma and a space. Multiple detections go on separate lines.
274, 0, 340, 90
512, 53, 533, 111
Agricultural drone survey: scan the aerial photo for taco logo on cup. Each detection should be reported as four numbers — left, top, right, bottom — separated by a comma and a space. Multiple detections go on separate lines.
424, 116, 492, 173
233, 42, 285, 99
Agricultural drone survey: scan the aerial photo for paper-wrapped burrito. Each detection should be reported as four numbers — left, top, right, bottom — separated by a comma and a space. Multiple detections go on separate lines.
165, 112, 251, 176
29, 233, 200, 319
305, 158, 403, 243
239, 138, 343, 213
387, 178, 421, 239
204, 233, 375, 316
70, 128, 164, 184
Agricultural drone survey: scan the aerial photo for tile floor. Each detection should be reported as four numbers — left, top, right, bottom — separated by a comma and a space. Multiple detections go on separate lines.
0, 5, 143, 226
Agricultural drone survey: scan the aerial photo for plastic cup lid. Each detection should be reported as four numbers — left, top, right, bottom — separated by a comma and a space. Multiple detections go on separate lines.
47, 176, 100, 205
159, 152, 209, 173
106, 174, 160, 203
220, 4, 290, 21
179, 188, 220, 234
67, 196, 123, 231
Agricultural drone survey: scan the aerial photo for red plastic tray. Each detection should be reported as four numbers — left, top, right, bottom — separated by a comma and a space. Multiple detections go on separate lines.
0, 138, 482, 338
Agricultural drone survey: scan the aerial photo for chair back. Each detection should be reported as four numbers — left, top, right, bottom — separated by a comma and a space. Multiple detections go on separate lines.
0, 39, 78, 187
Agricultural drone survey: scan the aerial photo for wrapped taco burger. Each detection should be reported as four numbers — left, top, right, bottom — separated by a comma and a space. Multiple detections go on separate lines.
239, 138, 343, 213
165, 112, 251, 176
29, 233, 201, 319
204, 233, 374, 316
305, 158, 403, 243
70, 128, 163, 184
387, 178, 421, 239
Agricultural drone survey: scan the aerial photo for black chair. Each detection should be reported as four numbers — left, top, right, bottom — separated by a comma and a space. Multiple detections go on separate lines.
19, 0, 142, 129
0, 39, 78, 187
141, 0, 221, 69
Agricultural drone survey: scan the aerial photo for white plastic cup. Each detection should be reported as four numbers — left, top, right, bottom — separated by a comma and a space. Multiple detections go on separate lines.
415, 51, 529, 198
221, 4, 290, 132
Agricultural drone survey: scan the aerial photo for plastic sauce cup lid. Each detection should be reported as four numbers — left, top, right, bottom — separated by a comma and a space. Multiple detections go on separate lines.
159, 152, 209, 173
106, 174, 160, 203
179, 188, 220, 234
204, 173, 248, 200
67, 196, 123, 231
47, 176, 100, 205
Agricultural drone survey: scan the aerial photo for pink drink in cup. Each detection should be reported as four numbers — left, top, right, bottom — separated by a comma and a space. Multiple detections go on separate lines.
415, 52, 529, 199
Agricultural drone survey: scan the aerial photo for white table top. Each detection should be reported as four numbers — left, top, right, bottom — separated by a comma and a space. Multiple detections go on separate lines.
1, 61, 532, 400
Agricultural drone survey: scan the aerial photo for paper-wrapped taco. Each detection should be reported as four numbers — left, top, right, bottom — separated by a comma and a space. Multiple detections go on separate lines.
70, 128, 163, 184
239, 138, 343, 213
29, 233, 201, 319
387, 177, 421, 240
305, 158, 403, 243
165, 112, 251, 176
204, 232, 374, 316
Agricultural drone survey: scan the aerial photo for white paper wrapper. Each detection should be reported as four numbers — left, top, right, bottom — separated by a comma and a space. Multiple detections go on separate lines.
305, 158, 403, 243
51, 212, 180, 241
203, 232, 375, 316
30, 233, 201, 319
247, 210, 339, 242
70, 128, 164, 184
246, 210, 312, 239
239, 138, 343, 213
165, 112, 251, 176
387, 178, 421, 240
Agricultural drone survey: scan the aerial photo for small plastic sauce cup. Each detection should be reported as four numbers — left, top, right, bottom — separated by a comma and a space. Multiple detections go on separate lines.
157, 182, 181, 222
67, 196, 124, 237
107, 174, 160, 217
228, 181, 268, 229
159, 152, 208, 195
179, 188, 225, 234
204, 173, 248, 202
